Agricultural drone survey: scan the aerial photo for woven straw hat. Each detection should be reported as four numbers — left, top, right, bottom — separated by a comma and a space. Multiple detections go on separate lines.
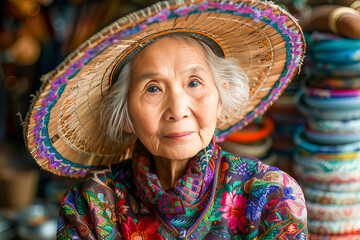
25, 0, 305, 177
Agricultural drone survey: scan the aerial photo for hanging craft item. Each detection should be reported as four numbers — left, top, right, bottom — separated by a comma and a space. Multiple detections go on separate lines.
301, 5, 360, 38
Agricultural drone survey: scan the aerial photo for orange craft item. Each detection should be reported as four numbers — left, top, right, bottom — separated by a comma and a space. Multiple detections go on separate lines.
225, 117, 275, 143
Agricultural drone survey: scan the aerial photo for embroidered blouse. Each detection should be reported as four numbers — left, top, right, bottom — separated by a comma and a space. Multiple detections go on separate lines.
57, 139, 308, 240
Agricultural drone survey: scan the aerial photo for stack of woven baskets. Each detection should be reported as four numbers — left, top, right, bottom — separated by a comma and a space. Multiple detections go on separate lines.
294, 33, 360, 239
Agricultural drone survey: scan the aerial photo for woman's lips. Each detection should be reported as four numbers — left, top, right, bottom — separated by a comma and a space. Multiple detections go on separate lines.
164, 131, 195, 140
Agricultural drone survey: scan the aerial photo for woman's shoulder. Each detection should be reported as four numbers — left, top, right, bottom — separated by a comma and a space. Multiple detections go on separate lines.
78, 159, 134, 190
220, 151, 305, 200
221, 150, 281, 180
58, 160, 134, 239
215, 152, 307, 239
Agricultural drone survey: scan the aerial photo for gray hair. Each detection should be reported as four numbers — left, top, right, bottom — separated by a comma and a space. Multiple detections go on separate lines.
101, 35, 249, 143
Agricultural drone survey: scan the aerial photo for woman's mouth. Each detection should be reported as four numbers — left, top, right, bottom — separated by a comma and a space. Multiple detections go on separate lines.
164, 131, 195, 140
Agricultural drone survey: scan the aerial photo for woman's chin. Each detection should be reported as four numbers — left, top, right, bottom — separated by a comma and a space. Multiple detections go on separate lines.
156, 141, 203, 161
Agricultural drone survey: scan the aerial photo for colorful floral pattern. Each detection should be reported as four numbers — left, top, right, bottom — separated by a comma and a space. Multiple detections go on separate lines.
120, 216, 163, 240
57, 142, 308, 239
219, 189, 248, 231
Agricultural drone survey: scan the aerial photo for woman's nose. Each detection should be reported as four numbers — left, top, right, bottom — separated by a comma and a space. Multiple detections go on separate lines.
163, 90, 191, 121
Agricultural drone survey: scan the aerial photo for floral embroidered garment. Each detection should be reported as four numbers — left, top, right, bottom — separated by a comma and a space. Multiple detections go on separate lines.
57, 139, 308, 240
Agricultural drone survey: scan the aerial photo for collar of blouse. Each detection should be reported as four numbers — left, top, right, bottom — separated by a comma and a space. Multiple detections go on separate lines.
132, 137, 219, 216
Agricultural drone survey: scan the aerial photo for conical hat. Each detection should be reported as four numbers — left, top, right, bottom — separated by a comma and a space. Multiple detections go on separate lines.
24, 0, 305, 177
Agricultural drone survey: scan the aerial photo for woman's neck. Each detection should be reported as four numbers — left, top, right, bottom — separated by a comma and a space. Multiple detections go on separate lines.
154, 156, 190, 190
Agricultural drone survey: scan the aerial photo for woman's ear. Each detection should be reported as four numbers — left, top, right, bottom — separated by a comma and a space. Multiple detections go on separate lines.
217, 101, 223, 118
123, 119, 133, 134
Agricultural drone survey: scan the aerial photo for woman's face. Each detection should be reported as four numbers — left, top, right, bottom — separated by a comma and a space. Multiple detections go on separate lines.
127, 37, 222, 161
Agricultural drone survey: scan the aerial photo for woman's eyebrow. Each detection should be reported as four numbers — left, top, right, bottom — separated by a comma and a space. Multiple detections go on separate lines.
186, 66, 207, 74
136, 72, 158, 82
136, 66, 207, 82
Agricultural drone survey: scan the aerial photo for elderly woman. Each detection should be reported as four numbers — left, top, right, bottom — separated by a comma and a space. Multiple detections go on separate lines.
25, 0, 307, 239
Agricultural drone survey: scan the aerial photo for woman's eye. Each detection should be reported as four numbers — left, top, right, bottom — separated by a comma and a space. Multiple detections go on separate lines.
146, 85, 159, 93
189, 80, 200, 88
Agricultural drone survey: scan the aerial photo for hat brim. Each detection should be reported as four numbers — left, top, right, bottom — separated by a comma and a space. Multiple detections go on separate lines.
25, 0, 305, 177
